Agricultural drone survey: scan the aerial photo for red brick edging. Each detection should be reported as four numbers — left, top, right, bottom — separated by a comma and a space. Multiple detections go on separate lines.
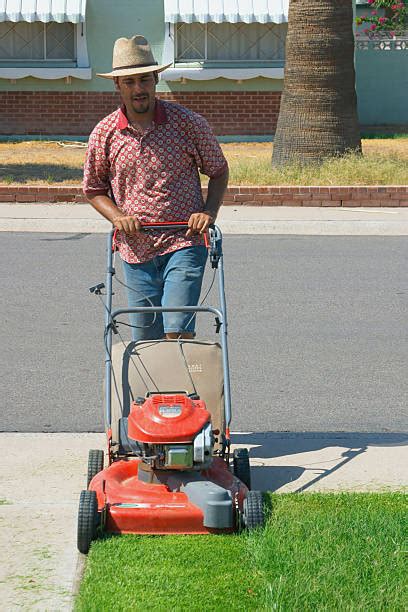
1, 185, 408, 206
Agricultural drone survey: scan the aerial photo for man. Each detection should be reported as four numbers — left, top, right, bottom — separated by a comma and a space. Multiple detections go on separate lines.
83, 35, 229, 341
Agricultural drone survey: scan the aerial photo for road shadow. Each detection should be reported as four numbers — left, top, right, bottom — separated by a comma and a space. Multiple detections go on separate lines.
231, 431, 408, 492
0, 164, 83, 183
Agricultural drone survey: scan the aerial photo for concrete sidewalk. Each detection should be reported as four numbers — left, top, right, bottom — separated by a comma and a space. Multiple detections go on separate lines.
1, 203, 408, 234
0, 432, 406, 611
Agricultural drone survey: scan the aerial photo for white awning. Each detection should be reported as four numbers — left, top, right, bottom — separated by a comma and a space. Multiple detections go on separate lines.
164, 0, 289, 24
0, 0, 86, 23
161, 66, 284, 81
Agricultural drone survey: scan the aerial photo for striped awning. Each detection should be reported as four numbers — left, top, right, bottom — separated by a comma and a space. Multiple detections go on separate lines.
164, 0, 289, 24
0, 0, 86, 22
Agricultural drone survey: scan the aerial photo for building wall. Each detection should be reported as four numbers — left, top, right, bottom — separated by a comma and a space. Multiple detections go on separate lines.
0, 0, 284, 135
0, 0, 283, 94
0, 0, 406, 135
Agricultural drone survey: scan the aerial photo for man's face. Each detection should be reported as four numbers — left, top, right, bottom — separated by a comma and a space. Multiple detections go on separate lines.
115, 72, 156, 116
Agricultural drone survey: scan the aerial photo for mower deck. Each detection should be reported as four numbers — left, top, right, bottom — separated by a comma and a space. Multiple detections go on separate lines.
90, 457, 247, 535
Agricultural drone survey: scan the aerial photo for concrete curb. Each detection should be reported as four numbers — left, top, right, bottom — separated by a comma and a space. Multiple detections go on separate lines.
72, 554, 86, 602
0, 203, 408, 236
2, 203, 408, 235
2, 217, 408, 235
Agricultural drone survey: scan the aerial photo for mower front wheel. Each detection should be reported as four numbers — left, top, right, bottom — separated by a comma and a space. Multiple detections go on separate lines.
243, 491, 265, 530
77, 490, 99, 554
87, 449, 104, 487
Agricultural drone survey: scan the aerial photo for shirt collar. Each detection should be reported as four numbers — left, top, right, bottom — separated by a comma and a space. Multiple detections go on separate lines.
117, 99, 167, 130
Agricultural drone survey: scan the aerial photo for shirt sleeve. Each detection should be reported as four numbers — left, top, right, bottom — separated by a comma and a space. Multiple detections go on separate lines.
83, 126, 111, 197
189, 113, 228, 179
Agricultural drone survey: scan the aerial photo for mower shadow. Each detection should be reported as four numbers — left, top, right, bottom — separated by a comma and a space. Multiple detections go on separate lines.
231, 432, 408, 493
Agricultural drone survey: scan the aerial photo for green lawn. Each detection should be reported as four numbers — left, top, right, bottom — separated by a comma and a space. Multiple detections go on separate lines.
76, 493, 408, 611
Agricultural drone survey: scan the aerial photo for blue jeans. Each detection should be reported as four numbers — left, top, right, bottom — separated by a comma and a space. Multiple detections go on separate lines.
122, 246, 208, 341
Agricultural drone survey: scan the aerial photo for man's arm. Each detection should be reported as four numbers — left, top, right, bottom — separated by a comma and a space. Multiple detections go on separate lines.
186, 167, 229, 237
87, 194, 141, 234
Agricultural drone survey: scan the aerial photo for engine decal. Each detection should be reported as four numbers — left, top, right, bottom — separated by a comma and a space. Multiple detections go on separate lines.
158, 405, 182, 418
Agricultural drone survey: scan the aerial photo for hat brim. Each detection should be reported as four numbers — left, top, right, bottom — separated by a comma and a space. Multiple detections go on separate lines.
97, 62, 172, 79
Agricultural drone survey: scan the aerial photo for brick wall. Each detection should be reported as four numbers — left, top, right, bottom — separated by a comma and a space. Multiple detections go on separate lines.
160, 92, 281, 136
0, 91, 282, 136
2, 185, 408, 206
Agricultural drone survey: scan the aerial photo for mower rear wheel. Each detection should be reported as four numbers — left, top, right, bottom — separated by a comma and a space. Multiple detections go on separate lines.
77, 490, 98, 554
233, 448, 251, 489
87, 449, 104, 487
243, 491, 264, 530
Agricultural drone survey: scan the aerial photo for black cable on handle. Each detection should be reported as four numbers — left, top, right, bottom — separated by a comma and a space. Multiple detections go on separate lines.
141, 223, 189, 232
141, 222, 215, 232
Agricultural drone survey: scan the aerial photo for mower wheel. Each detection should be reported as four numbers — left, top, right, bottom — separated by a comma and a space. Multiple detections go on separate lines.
233, 448, 251, 489
87, 449, 104, 487
243, 491, 264, 530
77, 490, 99, 554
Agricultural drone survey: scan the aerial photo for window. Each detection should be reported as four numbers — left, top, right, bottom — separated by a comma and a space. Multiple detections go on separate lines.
162, 0, 288, 80
176, 22, 287, 64
0, 21, 76, 62
162, 21, 287, 81
0, 0, 90, 80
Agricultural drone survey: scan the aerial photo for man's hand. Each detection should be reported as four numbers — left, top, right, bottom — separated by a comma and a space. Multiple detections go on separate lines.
112, 214, 141, 235
186, 212, 214, 237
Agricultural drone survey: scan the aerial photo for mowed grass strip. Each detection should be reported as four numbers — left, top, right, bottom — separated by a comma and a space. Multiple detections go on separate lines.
1, 139, 408, 186
76, 493, 408, 612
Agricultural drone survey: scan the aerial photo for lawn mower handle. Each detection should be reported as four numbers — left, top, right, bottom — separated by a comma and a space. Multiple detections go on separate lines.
112, 221, 215, 249
104, 223, 231, 435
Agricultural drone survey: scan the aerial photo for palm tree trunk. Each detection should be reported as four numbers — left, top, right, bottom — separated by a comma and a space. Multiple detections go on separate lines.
272, 0, 362, 166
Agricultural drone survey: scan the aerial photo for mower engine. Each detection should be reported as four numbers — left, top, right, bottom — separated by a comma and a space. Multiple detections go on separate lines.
127, 393, 214, 470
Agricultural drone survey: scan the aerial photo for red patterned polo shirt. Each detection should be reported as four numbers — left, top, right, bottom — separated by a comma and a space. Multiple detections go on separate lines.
83, 100, 228, 263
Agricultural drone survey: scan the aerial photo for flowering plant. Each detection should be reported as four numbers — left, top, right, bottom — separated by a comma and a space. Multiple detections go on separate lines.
356, 0, 408, 37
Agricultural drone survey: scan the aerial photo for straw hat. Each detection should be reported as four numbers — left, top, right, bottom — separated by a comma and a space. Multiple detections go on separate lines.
97, 35, 171, 79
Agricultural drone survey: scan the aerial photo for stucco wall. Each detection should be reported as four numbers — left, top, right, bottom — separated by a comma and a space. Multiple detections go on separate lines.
355, 49, 408, 125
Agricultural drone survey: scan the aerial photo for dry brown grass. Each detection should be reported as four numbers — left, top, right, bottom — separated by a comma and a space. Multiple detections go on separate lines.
0, 141, 86, 184
0, 139, 407, 186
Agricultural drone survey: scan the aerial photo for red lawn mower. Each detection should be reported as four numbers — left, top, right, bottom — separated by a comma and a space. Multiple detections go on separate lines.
77, 223, 264, 553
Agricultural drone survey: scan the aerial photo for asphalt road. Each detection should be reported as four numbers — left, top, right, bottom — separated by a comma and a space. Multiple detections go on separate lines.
1, 233, 408, 433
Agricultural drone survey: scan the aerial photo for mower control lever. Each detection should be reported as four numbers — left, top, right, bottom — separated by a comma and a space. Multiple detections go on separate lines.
214, 317, 222, 333
89, 283, 105, 295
